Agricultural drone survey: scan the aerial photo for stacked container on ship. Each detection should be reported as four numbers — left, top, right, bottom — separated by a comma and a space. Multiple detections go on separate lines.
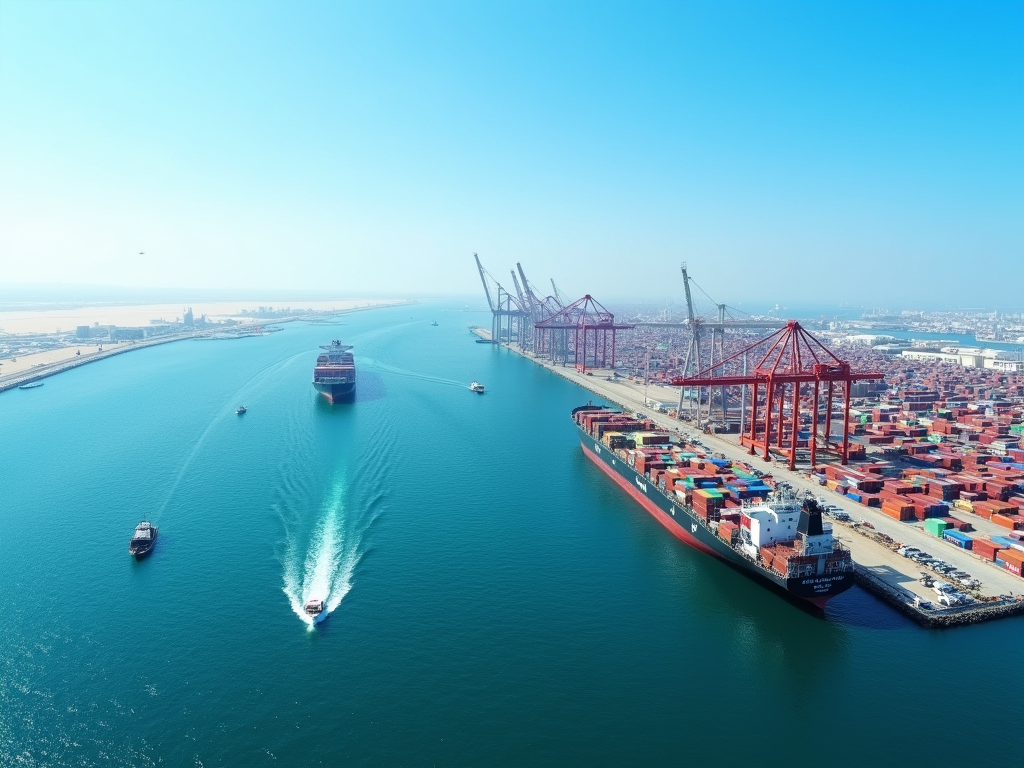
313, 341, 356, 403
572, 404, 855, 608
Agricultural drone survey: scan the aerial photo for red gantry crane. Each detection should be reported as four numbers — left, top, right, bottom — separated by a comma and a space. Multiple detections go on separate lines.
535, 295, 634, 374
672, 321, 883, 469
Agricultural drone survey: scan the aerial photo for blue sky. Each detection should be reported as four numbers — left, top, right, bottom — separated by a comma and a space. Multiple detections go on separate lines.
0, 1, 1021, 309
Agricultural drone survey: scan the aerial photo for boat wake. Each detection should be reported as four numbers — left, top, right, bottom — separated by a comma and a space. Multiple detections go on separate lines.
360, 357, 466, 388
276, 374, 393, 629
156, 350, 308, 520
282, 477, 361, 627
279, 467, 386, 629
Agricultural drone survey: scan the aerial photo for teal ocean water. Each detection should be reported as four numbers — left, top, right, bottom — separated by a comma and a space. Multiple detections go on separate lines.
2, 302, 1022, 767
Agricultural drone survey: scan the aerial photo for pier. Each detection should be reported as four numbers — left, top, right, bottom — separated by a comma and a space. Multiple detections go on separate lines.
485, 337, 1024, 628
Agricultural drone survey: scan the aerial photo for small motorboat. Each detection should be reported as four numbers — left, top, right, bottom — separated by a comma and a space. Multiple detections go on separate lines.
18, 381, 44, 390
236, 405, 247, 415
304, 598, 326, 623
469, 381, 485, 393
431, 321, 438, 326
129, 520, 158, 559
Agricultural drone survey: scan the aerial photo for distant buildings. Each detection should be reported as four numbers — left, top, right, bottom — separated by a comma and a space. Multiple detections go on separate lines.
901, 346, 1024, 373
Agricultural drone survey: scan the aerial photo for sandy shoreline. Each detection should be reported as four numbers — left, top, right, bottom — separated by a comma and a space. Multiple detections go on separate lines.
0, 298, 398, 335
0, 299, 409, 387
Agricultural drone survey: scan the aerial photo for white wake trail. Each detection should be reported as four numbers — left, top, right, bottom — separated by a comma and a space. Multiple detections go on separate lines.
282, 475, 361, 628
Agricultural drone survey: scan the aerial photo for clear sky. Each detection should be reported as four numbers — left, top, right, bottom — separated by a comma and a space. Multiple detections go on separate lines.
1, 1, 1021, 309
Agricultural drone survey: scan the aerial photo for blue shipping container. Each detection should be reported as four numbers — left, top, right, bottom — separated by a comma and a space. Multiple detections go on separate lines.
992, 536, 1017, 547
942, 530, 973, 549
847, 492, 862, 503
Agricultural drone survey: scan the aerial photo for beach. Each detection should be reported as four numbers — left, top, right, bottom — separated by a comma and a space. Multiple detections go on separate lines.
0, 299, 400, 335
0, 299, 409, 390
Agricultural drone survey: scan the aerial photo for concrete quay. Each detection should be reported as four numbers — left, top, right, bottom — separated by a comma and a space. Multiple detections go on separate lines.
491, 340, 1024, 627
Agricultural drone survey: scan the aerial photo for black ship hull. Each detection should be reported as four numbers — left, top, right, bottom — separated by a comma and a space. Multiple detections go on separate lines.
576, 426, 854, 608
314, 381, 355, 404
129, 538, 157, 560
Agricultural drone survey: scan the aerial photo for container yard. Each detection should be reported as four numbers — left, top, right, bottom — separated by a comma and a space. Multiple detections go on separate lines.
472, 257, 1024, 627
539, 350, 1024, 626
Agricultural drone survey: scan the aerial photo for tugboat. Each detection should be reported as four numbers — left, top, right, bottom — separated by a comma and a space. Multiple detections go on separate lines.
236, 405, 247, 415
469, 381, 485, 393
129, 520, 158, 559
304, 598, 326, 623
431, 321, 438, 326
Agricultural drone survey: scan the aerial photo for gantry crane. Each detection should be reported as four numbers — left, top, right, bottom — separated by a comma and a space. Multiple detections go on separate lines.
634, 262, 784, 427
474, 253, 529, 344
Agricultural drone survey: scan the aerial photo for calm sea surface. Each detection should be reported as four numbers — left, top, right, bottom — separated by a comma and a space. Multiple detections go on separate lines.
2, 302, 1022, 767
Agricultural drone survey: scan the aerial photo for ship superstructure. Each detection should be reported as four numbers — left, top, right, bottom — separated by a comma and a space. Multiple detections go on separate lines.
313, 341, 356, 403
572, 404, 855, 608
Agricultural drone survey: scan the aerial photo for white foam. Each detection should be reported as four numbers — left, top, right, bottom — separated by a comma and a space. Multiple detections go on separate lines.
282, 475, 362, 627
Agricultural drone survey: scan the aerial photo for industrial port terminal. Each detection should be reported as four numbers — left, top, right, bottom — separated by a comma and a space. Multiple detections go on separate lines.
472, 255, 1024, 627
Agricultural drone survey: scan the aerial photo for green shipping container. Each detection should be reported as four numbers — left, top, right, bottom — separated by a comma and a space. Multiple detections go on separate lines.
924, 518, 951, 537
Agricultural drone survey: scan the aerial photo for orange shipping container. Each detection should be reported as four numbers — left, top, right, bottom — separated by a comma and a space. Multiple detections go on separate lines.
1000, 549, 1024, 566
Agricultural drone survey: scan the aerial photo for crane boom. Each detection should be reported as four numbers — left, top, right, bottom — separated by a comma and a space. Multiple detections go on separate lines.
474, 253, 495, 312
681, 262, 696, 324
516, 262, 543, 321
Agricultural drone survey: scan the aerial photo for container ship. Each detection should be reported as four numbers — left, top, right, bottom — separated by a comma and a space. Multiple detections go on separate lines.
572, 404, 855, 608
313, 341, 356, 403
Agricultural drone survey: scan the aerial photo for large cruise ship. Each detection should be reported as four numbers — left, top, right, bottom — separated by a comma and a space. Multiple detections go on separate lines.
313, 341, 356, 403
573, 404, 855, 608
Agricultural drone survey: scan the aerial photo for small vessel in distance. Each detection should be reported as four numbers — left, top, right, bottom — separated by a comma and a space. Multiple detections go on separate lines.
236, 405, 247, 415
313, 340, 356, 403
18, 382, 44, 389
431, 320, 439, 326
469, 381, 485, 393
129, 520, 158, 559
304, 598, 326, 623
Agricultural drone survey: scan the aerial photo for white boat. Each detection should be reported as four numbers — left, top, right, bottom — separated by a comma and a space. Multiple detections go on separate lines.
469, 381, 485, 393
304, 598, 326, 623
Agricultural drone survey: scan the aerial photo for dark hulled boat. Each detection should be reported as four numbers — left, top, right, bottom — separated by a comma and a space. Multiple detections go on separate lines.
313, 341, 356, 403
572, 405, 855, 609
129, 520, 158, 559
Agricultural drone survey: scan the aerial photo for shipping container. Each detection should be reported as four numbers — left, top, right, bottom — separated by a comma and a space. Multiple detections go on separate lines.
942, 530, 973, 549
972, 539, 1004, 561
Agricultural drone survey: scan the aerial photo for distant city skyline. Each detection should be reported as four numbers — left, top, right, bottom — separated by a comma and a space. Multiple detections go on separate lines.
1, 1, 1021, 308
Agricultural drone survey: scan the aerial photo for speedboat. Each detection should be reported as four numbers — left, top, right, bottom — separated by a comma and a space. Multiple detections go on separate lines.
304, 598, 326, 623
129, 520, 158, 559
236, 405, 247, 415
469, 381, 485, 393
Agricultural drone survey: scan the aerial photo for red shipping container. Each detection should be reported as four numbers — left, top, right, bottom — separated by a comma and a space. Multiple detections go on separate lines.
972, 539, 1004, 562
992, 514, 1020, 530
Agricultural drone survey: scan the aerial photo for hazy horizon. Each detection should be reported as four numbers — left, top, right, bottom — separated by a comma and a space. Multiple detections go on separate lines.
1, 2, 1022, 309
2, 283, 1021, 318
